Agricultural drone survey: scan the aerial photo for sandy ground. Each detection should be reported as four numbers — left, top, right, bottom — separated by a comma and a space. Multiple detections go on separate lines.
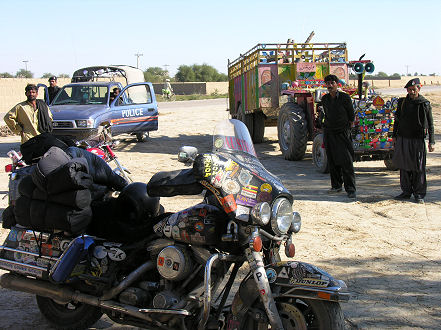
0, 91, 440, 329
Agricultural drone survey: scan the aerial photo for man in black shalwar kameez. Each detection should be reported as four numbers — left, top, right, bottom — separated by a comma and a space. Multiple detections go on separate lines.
392, 78, 435, 203
321, 74, 356, 199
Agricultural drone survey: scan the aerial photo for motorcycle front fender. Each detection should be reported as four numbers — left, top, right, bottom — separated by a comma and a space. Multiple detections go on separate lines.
230, 260, 349, 318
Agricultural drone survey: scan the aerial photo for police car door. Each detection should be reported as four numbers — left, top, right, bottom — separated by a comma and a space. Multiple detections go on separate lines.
109, 83, 158, 136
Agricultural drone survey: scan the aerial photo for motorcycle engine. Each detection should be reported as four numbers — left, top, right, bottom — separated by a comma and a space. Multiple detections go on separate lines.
156, 245, 192, 281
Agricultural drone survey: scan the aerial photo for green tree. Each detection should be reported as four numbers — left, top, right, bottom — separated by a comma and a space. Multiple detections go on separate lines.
429, 73, 436, 76
41, 72, 55, 79
15, 69, 33, 78
175, 64, 227, 82
391, 73, 401, 78
0, 72, 13, 78
413, 72, 418, 76
143, 67, 169, 82
58, 73, 70, 78
376, 71, 388, 78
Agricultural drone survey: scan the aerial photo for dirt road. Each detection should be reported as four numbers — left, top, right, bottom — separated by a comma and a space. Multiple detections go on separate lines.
0, 95, 440, 329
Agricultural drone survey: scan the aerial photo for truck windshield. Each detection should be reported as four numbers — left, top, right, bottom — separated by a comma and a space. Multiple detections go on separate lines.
52, 85, 109, 105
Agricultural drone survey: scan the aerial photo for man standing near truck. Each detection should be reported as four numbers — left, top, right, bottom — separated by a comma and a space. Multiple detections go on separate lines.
392, 78, 435, 203
321, 74, 356, 199
45, 76, 61, 104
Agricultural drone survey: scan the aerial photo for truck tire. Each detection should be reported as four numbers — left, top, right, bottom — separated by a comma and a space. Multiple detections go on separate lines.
252, 111, 265, 143
277, 102, 308, 160
312, 133, 329, 173
236, 103, 254, 138
136, 132, 149, 142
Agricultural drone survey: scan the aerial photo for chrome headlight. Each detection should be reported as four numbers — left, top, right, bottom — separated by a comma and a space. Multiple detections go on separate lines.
76, 119, 94, 128
251, 202, 271, 226
271, 198, 293, 235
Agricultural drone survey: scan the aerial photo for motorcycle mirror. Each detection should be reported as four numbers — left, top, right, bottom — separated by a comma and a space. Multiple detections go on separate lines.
178, 146, 198, 165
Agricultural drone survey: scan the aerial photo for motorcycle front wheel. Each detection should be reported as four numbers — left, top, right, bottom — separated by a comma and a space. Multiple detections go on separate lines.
36, 295, 103, 330
243, 298, 344, 330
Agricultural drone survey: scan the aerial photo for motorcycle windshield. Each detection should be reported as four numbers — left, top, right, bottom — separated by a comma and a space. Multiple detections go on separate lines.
212, 119, 257, 158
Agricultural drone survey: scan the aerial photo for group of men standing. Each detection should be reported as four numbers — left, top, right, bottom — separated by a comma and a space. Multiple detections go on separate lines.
321, 75, 435, 203
2, 75, 437, 203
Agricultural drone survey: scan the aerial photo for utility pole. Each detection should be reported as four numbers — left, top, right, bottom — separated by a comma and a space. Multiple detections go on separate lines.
163, 64, 170, 73
405, 65, 410, 76
22, 60, 29, 72
134, 53, 143, 69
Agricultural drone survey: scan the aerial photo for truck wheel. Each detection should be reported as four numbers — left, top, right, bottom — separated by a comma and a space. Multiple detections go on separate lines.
312, 134, 329, 173
237, 103, 254, 138
136, 132, 149, 142
252, 111, 265, 144
384, 157, 398, 171
277, 102, 308, 160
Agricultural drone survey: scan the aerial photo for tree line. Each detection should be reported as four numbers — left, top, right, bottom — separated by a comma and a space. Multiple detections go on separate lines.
0, 64, 228, 82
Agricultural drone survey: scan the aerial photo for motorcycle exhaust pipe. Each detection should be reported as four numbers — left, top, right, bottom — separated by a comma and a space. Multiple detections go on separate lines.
0, 273, 169, 329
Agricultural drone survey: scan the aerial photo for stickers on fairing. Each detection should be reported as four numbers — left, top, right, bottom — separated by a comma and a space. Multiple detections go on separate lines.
236, 194, 257, 207
222, 179, 240, 195
238, 168, 252, 186
93, 246, 107, 259
235, 204, 250, 222
241, 184, 258, 199
278, 267, 289, 278
260, 183, 272, 193
257, 191, 272, 202
289, 277, 329, 287
220, 195, 237, 213
214, 138, 224, 149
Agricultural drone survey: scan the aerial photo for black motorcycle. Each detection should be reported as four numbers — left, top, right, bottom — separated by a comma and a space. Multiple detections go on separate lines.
0, 119, 349, 329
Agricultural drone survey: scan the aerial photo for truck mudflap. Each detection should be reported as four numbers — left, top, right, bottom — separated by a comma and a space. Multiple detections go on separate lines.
229, 260, 350, 319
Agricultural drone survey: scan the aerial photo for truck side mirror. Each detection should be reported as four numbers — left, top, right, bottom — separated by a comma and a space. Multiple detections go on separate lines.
178, 146, 198, 165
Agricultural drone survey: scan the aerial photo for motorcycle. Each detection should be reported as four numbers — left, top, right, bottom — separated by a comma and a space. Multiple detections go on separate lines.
0, 119, 349, 329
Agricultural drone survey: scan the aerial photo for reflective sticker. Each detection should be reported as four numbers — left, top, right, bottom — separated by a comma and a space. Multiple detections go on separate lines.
266, 268, 277, 283
260, 183, 272, 193
221, 195, 237, 213
194, 222, 204, 232
167, 213, 179, 226
211, 169, 225, 187
158, 256, 165, 266
235, 205, 250, 222
278, 267, 289, 278
214, 138, 224, 149
108, 248, 126, 261
257, 192, 272, 202
173, 262, 180, 271
238, 169, 252, 186
93, 246, 107, 259
222, 179, 240, 195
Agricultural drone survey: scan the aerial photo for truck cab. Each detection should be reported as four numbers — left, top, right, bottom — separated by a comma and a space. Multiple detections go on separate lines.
46, 65, 158, 142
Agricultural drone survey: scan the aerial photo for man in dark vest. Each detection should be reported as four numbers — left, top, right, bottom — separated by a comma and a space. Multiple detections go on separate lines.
45, 76, 61, 104
321, 74, 356, 199
392, 78, 435, 203
4, 84, 53, 144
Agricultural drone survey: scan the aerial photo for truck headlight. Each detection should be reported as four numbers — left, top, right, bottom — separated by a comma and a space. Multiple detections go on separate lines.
271, 198, 293, 235
76, 119, 94, 128
251, 202, 271, 226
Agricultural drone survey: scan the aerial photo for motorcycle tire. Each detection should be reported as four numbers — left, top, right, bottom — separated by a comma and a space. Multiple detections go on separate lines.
36, 295, 103, 330
242, 299, 344, 330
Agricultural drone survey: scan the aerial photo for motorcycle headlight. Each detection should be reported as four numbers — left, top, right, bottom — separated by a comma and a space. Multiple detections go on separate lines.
251, 202, 271, 226
76, 119, 94, 128
271, 198, 293, 235
290, 211, 301, 233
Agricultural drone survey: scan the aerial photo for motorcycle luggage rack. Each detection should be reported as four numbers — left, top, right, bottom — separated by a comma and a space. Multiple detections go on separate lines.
0, 245, 59, 277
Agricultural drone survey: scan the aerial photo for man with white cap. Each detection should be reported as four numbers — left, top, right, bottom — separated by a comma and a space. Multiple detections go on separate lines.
392, 78, 435, 203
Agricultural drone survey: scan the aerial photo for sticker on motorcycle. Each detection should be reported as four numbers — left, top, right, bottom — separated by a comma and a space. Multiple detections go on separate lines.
266, 268, 277, 283
235, 204, 250, 221
222, 179, 240, 195
238, 168, 252, 186
108, 248, 126, 261
278, 267, 289, 278
241, 185, 258, 199
289, 277, 330, 287
236, 194, 257, 207
257, 192, 272, 202
93, 246, 107, 259
260, 183, 272, 193
221, 194, 237, 213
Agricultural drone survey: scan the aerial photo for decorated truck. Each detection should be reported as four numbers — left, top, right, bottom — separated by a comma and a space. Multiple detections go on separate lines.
227, 40, 397, 172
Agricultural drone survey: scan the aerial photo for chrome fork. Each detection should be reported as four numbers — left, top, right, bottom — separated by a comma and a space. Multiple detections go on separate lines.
245, 248, 284, 329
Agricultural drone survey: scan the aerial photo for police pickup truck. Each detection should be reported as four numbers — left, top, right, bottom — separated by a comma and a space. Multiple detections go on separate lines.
43, 65, 158, 142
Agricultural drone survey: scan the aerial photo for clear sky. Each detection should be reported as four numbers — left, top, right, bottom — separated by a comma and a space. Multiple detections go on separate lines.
1, 0, 440, 78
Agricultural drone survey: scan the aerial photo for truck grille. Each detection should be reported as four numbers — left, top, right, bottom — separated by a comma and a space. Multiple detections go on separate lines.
53, 121, 74, 128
